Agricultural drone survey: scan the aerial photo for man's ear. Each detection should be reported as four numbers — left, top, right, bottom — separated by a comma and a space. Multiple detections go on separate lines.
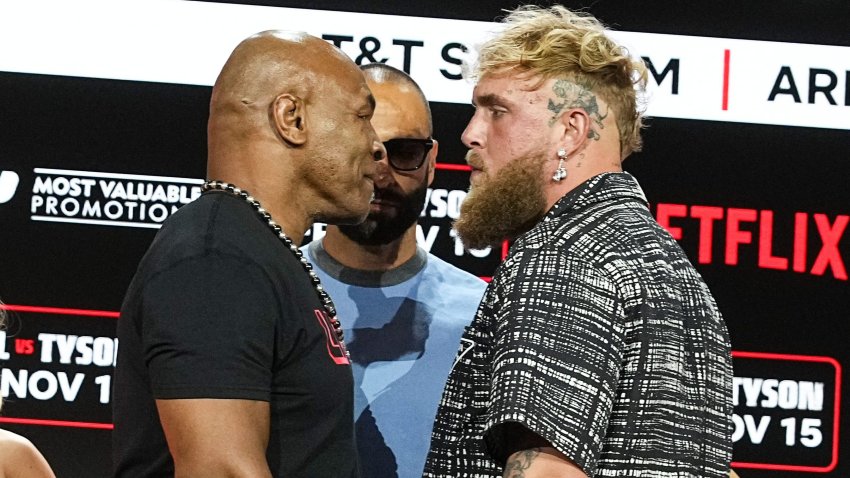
271, 93, 307, 145
557, 108, 591, 156
426, 139, 439, 186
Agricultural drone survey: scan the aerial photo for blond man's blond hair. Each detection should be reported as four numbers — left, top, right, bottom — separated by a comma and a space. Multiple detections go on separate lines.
473, 5, 648, 158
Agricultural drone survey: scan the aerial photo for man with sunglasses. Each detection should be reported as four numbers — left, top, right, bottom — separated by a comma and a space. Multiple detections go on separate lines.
302, 63, 486, 478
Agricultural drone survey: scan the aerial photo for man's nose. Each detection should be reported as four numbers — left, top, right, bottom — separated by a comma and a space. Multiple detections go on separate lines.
372, 138, 387, 162
461, 115, 484, 149
372, 157, 393, 188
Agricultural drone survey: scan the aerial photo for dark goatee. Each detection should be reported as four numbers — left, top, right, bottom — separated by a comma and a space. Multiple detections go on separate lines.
338, 183, 427, 246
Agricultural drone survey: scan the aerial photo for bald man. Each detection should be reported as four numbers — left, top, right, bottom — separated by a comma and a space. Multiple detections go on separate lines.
303, 63, 486, 477
112, 31, 385, 478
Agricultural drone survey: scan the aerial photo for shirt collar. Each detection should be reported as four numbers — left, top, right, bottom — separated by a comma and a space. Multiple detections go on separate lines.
545, 171, 649, 221
307, 239, 428, 287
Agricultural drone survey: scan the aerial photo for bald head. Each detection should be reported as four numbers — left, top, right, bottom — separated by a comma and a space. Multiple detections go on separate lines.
211, 32, 358, 116
361, 63, 432, 135
208, 31, 363, 155
205, 31, 386, 238
206, 30, 376, 183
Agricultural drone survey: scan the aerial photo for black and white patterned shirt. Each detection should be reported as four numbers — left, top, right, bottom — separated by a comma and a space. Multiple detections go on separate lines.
424, 172, 732, 477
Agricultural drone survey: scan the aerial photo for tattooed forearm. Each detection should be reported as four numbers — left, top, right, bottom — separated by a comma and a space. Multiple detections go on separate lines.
503, 447, 541, 478
547, 79, 608, 141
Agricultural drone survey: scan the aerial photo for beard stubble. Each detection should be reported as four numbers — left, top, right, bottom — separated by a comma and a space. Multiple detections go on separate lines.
338, 182, 427, 246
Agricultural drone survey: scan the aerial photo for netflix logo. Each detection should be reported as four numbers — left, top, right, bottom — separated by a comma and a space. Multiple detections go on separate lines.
656, 204, 847, 280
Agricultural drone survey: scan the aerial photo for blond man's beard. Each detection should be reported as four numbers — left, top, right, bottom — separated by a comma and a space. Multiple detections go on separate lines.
454, 151, 548, 250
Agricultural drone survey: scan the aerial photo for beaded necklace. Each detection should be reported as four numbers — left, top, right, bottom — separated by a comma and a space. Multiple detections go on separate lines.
202, 180, 347, 356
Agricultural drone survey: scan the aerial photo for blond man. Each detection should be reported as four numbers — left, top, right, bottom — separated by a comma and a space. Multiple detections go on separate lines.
424, 5, 732, 478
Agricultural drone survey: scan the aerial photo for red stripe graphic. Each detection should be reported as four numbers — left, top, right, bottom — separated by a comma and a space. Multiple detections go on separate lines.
722, 49, 731, 111
0, 417, 113, 430
0, 304, 119, 318
435, 163, 472, 172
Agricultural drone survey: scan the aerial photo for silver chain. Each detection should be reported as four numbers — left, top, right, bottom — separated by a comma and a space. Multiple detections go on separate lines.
202, 180, 347, 355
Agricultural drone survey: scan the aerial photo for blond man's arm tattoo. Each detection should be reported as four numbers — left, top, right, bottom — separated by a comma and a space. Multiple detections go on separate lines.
503, 447, 541, 478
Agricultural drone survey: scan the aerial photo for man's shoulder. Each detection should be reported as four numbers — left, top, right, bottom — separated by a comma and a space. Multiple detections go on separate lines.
515, 189, 666, 267
0, 429, 53, 478
134, 193, 287, 287
158, 192, 261, 241
417, 254, 484, 328
424, 252, 487, 292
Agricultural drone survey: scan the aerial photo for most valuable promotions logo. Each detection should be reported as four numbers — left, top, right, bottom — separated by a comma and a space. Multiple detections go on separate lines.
29, 168, 203, 229
0, 170, 20, 204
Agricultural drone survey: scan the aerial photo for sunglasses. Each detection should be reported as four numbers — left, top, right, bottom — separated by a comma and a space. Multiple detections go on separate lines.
382, 138, 434, 171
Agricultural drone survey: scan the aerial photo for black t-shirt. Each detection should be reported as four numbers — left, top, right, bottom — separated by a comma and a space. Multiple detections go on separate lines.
112, 191, 358, 477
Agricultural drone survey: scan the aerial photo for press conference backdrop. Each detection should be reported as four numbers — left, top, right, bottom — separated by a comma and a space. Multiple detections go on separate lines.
0, 0, 847, 476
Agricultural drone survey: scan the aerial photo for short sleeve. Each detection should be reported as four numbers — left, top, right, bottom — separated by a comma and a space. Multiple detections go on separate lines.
484, 248, 625, 476
140, 253, 280, 401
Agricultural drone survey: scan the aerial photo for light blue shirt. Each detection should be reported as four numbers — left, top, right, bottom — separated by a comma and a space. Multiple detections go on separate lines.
303, 240, 487, 478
